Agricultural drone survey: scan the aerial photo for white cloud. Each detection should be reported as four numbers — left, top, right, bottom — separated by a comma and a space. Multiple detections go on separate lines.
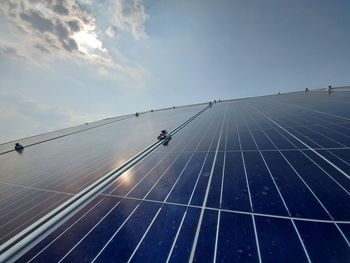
108, 0, 149, 40
1, 1, 94, 54
0, 0, 149, 79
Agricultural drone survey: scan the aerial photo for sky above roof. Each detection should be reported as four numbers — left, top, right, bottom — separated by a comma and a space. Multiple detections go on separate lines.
0, 0, 349, 143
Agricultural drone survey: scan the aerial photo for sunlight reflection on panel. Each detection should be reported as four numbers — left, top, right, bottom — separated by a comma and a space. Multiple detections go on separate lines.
118, 169, 134, 186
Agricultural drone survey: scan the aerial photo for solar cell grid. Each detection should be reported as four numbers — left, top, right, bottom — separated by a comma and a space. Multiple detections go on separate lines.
1, 89, 350, 262
0, 105, 206, 245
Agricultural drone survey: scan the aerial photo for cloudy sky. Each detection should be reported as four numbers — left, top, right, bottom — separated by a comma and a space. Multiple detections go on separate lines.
0, 0, 349, 143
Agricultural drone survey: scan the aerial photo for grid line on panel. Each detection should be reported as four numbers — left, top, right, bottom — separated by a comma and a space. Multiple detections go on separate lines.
0, 194, 70, 244
289, 113, 350, 142
235, 107, 262, 263
120, 110, 212, 200
25, 199, 104, 263
0, 106, 213, 262
252, 106, 350, 181
56, 200, 122, 262
91, 108, 216, 263
189, 105, 227, 263
163, 110, 214, 203
126, 206, 163, 263
165, 147, 350, 153
214, 108, 229, 263
166, 107, 221, 262
140, 112, 212, 203
100, 194, 350, 224
8, 90, 350, 263
0, 181, 75, 196
270, 113, 350, 196
241, 108, 312, 262
270, 107, 349, 149
257, 107, 350, 196
247, 108, 350, 197
256, 119, 350, 132
129, 135, 211, 261
277, 101, 350, 122
91, 201, 144, 263
250, 105, 350, 247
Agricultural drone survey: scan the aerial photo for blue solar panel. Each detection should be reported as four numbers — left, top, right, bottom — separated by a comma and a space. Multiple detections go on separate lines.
0, 105, 205, 245
1, 89, 350, 262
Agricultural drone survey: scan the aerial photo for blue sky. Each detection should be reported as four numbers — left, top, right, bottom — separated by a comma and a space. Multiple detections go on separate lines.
0, 0, 349, 142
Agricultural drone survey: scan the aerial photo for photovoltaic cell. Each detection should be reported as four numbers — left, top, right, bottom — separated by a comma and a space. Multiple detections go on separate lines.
2, 89, 350, 262
0, 105, 205, 244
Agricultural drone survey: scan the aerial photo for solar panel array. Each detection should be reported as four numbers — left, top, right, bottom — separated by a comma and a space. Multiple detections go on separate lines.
0, 105, 204, 244
1, 89, 350, 262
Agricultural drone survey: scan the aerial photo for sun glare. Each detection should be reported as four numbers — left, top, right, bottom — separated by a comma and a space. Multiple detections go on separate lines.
72, 27, 104, 54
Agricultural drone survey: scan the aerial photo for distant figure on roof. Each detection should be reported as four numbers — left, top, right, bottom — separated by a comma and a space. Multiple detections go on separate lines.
14, 143, 24, 153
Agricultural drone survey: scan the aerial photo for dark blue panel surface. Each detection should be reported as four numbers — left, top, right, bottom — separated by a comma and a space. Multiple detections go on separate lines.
145, 152, 192, 201
256, 216, 308, 263
18, 196, 107, 262
196, 130, 215, 152
296, 221, 350, 263
168, 208, 201, 262
192, 209, 218, 262
60, 198, 140, 262
221, 152, 251, 212
262, 128, 296, 149
226, 121, 240, 151
339, 224, 350, 241
262, 151, 331, 220
309, 125, 350, 147
127, 153, 180, 199
207, 151, 224, 208
190, 152, 215, 206
304, 150, 350, 191
129, 204, 186, 262
217, 212, 258, 263
249, 129, 276, 150
243, 151, 288, 216
291, 127, 342, 148
93, 201, 161, 263
0, 191, 69, 244
283, 151, 350, 220
328, 149, 350, 173
166, 153, 207, 204
238, 128, 257, 150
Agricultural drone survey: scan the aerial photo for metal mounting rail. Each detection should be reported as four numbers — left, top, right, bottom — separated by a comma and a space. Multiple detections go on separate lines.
0, 105, 210, 263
